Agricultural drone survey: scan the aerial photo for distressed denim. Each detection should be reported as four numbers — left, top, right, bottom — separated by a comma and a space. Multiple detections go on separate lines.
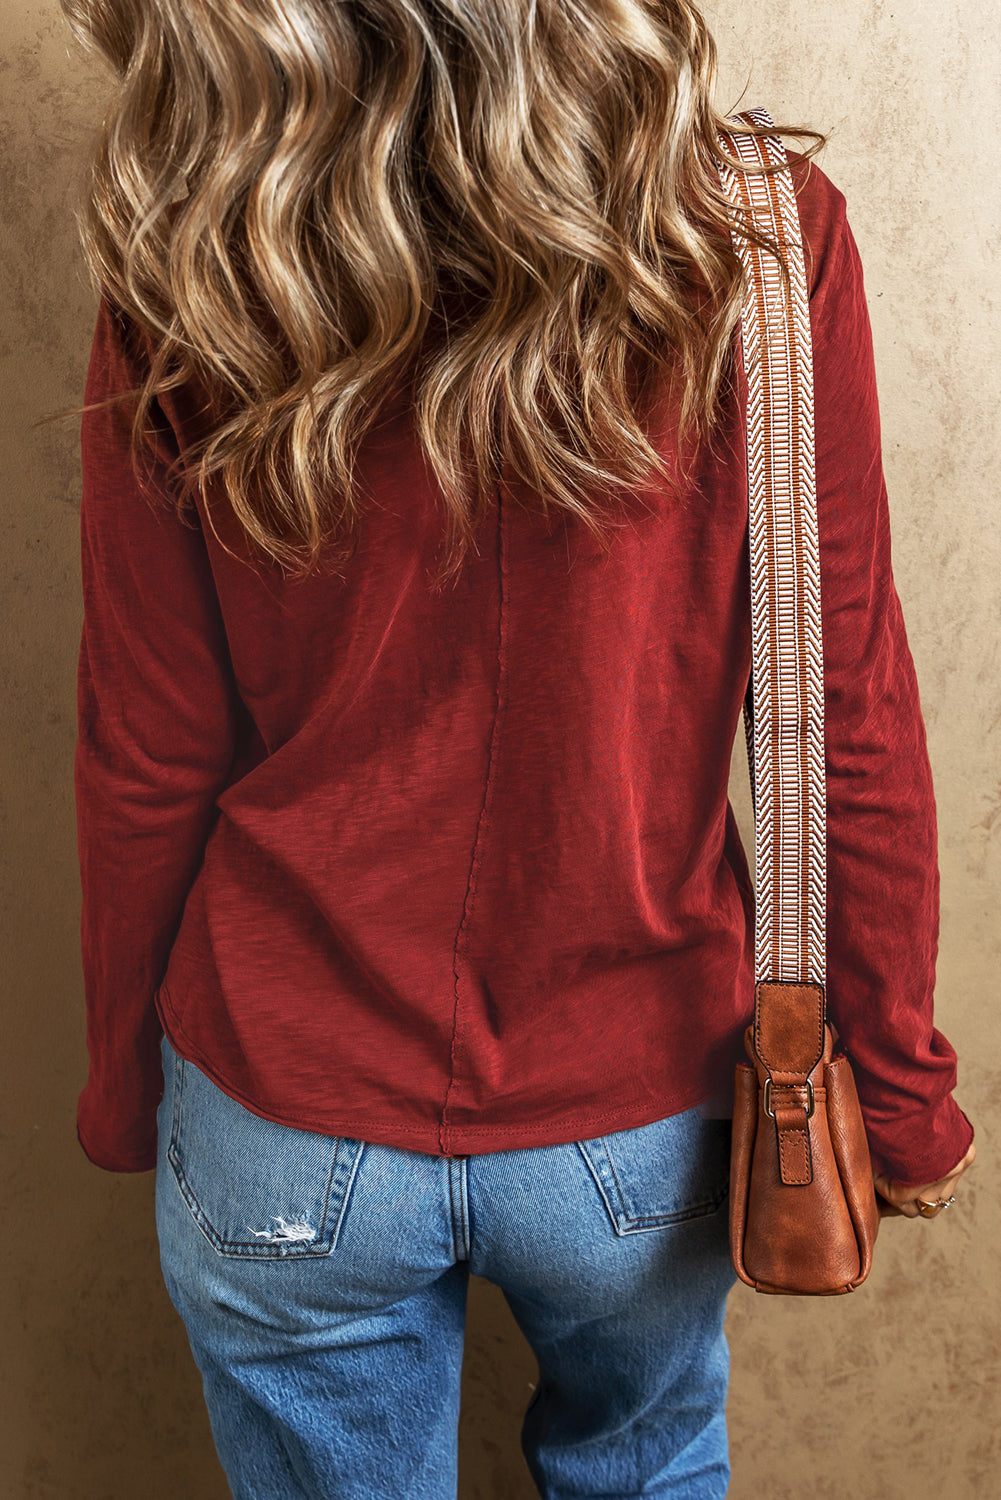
155, 1034, 738, 1499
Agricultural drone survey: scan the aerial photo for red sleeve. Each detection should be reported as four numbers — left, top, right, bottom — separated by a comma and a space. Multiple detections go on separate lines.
74, 294, 243, 1172
801, 169, 975, 1188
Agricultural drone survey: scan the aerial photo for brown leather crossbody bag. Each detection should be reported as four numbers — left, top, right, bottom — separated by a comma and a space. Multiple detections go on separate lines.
714, 112, 881, 1295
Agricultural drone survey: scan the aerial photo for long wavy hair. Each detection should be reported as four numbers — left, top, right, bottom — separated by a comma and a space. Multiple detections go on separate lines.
52, 0, 825, 588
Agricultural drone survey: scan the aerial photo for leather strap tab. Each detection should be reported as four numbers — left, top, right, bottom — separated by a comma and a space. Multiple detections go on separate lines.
754, 981, 825, 1075
754, 982, 824, 1188
774, 1097, 814, 1185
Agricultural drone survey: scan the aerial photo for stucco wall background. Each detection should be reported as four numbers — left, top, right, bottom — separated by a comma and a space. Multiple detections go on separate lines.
1, 3, 997, 1496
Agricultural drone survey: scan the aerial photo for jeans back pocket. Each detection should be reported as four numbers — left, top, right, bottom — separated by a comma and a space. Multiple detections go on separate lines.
164, 1036, 364, 1259
577, 1105, 731, 1235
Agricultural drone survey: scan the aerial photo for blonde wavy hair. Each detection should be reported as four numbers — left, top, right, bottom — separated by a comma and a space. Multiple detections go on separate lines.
53, 0, 825, 587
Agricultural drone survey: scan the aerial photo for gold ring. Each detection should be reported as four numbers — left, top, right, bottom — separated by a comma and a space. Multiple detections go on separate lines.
916, 1197, 944, 1218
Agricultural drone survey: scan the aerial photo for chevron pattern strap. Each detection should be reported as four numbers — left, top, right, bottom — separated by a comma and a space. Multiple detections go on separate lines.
715, 109, 827, 989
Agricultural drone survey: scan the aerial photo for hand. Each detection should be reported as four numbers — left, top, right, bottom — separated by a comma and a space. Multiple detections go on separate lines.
873, 1138, 976, 1219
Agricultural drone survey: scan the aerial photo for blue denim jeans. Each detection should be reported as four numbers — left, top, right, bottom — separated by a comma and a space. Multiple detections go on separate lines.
155, 1034, 737, 1498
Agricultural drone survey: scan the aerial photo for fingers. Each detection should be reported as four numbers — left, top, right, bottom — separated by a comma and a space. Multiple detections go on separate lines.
873, 1172, 923, 1218
872, 1137, 975, 1220
873, 1163, 968, 1219
873, 1171, 936, 1218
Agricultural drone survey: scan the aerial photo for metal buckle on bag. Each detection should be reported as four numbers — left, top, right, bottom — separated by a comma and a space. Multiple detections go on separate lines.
763, 1077, 815, 1120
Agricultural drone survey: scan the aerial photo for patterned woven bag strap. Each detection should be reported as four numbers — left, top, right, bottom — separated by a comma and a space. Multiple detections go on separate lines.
714, 109, 828, 997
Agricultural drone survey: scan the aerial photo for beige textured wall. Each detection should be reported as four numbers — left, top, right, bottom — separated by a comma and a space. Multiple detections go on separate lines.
2, 3, 997, 1496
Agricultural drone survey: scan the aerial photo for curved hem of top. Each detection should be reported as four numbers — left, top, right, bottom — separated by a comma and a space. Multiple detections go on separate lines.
155, 985, 735, 1158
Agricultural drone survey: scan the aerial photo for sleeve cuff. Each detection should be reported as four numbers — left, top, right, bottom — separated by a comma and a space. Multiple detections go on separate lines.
76, 1116, 157, 1175
863, 1093, 975, 1189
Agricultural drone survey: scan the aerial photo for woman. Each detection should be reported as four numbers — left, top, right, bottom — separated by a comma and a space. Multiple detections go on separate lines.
61, 1, 975, 1495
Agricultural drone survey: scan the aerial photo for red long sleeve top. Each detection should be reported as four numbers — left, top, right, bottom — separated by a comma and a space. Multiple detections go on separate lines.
74, 153, 974, 1187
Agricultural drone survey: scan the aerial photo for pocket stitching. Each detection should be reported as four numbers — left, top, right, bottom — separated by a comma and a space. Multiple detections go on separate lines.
576, 1132, 730, 1236
167, 1056, 362, 1260
320, 1137, 366, 1251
